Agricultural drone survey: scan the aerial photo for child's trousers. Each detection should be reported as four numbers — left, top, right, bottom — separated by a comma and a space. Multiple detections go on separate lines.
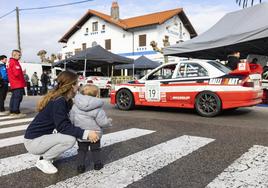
77, 140, 101, 166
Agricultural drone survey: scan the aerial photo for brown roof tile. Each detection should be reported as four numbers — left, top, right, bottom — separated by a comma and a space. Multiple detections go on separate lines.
59, 8, 197, 43
122, 8, 183, 28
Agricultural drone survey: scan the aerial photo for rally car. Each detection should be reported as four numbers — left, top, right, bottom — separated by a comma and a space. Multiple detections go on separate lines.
78, 71, 111, 97
110, 60, 263, 117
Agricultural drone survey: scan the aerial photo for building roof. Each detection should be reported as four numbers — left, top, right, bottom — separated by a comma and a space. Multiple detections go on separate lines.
59, 8, 197, 43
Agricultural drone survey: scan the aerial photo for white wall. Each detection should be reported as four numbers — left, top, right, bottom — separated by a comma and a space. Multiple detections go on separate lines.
61, 15, 192, 64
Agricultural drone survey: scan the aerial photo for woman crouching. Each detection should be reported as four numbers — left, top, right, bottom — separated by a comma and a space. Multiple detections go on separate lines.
24, 71, 99, 174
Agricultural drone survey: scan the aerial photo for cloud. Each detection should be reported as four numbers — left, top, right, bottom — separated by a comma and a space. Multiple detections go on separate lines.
0, 15, 76, 62
183, 3, 232, 34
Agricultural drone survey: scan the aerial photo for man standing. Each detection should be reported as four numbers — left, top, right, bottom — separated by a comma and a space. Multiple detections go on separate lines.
226, 51, 241, 70
41, 71, 49, 95
31, 72, 39, 95
7, 50, 26, 117
0, 55, 9, 115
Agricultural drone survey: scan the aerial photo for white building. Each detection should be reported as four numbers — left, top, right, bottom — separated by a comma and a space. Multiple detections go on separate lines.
59, 1, 197, 63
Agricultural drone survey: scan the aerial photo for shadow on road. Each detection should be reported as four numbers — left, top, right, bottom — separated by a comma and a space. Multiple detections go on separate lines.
113, 105, 254, 118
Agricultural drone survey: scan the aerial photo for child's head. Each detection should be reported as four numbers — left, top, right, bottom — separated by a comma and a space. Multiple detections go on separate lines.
80, 84, 99, 97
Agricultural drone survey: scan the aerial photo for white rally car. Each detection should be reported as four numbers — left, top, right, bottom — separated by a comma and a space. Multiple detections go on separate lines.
78, 71, 111, 97
110, 60, 263, 117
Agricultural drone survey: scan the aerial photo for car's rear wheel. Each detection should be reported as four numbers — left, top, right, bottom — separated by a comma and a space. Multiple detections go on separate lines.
116, 89, 134, 110
195, 91, 222, 117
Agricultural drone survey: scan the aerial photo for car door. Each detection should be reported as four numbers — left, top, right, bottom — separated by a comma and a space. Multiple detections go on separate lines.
166, 62, 210, 104
143, 63, 177, 103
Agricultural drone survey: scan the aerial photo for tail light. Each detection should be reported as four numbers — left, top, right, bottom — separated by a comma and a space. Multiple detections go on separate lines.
242, 77, 254, 87
87, 80, 93, 84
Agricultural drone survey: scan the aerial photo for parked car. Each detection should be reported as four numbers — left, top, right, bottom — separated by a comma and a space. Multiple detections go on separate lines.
78, 71, 111, 97
110, 60, 263, 117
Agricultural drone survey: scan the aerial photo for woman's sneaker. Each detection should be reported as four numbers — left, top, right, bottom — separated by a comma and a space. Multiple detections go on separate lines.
35, 159, 58, 174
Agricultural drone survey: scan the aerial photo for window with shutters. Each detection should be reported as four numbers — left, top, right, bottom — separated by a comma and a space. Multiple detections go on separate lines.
92, 22, 98, 32
85, 28, 89, 35
105, 39, 111, 50
139, 34, 146, 47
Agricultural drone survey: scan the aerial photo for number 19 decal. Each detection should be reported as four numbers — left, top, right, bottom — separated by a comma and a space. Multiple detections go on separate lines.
145, 82, 160, 102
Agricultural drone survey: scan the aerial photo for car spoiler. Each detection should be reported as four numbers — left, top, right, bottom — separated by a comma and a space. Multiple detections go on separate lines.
229, 61, 262, 77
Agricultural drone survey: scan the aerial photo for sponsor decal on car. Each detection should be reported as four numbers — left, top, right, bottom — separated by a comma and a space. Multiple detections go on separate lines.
209, 78, 240, 85
209, 78, 223, 85
172, 96, 190, 100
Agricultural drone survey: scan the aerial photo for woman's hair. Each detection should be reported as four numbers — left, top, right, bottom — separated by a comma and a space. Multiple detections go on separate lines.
80, 84, 99, 97
37, 71, 78, 112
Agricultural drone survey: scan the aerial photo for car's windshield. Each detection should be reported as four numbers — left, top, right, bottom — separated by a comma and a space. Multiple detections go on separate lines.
207, 61, 231, 74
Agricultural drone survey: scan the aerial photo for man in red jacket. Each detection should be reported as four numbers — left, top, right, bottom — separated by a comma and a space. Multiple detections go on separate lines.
7, 50, 26, 117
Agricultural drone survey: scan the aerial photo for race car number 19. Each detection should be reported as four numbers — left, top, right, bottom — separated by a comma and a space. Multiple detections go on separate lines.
145, 82, 160, 102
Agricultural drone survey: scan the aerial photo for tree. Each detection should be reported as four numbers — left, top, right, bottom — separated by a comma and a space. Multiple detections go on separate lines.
236, 0, 262, 8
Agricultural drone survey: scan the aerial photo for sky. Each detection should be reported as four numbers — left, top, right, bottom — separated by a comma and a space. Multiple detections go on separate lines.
0, 0, 266, 62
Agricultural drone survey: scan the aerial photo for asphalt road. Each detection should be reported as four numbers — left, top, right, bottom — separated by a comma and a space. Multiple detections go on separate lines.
0, 96, 268, 188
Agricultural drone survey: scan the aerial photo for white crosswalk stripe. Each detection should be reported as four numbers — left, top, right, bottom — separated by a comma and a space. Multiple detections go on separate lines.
0, 115, 25, 121
0, 135, 24, 148
0, 128, 155, 176
206, 145, 268, 188
0, 117, 34, 126
0, 124, 28, 134
47, 135, 214, 188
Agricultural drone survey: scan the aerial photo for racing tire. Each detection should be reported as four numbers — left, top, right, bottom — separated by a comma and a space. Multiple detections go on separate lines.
195, 91, 222, 117
116, 89, 135, 110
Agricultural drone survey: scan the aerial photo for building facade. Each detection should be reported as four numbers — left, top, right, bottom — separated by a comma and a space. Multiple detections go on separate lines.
59, 2, 197, 63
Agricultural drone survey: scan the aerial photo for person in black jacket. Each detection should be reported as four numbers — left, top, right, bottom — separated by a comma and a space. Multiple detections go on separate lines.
0, 55, 9, 115
226, 51, 241, 70
24, 71, 99, 174
41, 71, 49, 95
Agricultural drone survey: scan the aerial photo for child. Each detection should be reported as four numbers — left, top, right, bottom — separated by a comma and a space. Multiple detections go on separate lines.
70, 84, 112, 173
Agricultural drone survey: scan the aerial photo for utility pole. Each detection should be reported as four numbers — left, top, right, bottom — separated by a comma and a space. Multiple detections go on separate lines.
16, 7, 21, 51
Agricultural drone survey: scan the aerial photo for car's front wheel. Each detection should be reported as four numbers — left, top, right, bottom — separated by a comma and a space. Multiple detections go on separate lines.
195, 91, 222, 117
116, 89, 134, 110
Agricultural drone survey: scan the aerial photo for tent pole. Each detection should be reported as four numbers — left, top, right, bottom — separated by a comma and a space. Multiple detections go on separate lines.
84, 58, 87, 77
133, 63, 135, 79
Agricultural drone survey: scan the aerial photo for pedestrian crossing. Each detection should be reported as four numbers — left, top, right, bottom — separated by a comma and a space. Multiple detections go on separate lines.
0, 124, 28, 134
206, 145, 268, 188
0, 117, 34, 126
0, 114, 268, 188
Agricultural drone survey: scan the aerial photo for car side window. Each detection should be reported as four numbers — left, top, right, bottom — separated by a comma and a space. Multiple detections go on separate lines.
176, 63, 208, 78
147, 64, 176, 80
